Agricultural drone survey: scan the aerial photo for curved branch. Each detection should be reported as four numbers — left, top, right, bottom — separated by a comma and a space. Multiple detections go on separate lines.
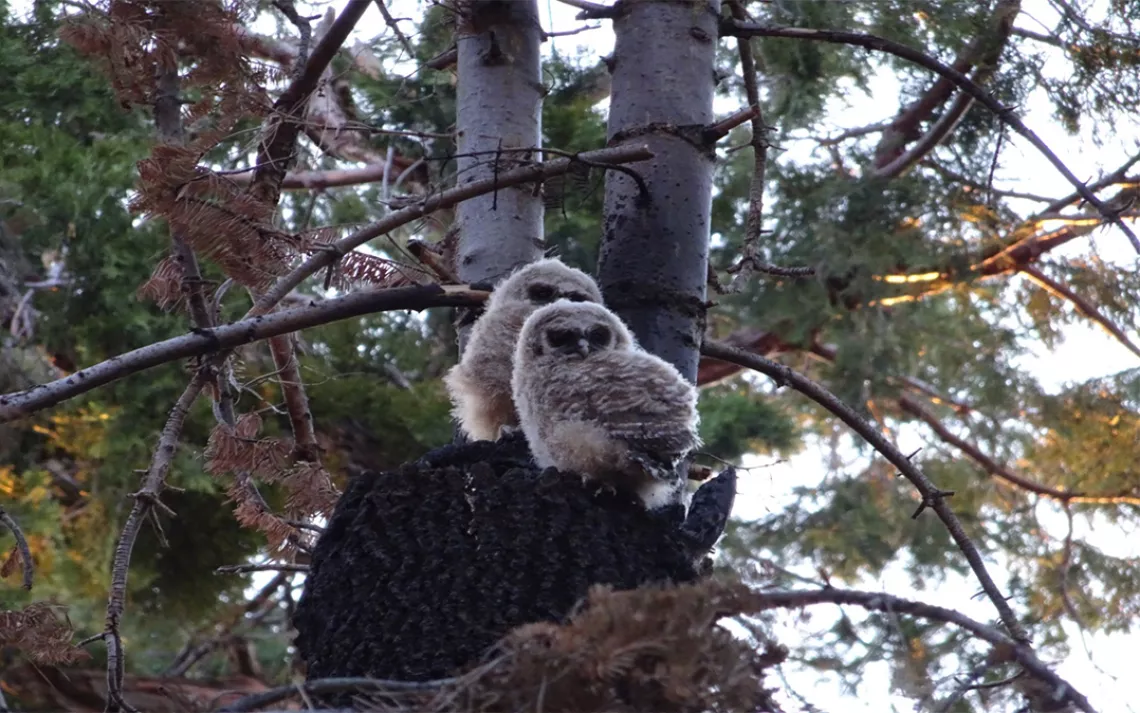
247, 144, 653, 317
720, 19, 1140, 254
700, 340, 1030, 644
0, 285, 487, 424
105, 372, 209, 712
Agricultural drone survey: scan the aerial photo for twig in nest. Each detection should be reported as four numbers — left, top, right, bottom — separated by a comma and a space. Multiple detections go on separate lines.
218, 675, 456, 712
700, 340, 1030, 646
216, 563, 310, 575
0, 503, 34, 590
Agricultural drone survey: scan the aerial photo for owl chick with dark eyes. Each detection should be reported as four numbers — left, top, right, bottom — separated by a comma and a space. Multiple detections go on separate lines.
444, 258, 604, 442
512, 300, 702, 511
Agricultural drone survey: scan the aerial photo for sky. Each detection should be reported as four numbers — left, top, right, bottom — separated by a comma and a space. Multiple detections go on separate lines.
14, 0, 1139, 709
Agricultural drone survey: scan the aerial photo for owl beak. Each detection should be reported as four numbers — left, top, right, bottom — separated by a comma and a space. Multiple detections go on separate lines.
575, 337, 590, 358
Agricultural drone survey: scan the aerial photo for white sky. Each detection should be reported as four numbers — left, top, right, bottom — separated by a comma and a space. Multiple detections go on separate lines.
13, 0, 1138, 709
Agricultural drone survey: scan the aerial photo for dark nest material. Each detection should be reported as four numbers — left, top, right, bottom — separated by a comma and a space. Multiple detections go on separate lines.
290, 433, 763, 711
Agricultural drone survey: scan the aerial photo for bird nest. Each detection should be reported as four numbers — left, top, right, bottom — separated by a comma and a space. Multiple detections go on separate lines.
291, 434, 769, 711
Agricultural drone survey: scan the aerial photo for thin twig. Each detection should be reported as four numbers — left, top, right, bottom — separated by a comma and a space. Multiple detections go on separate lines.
216, 563, 310, 574
105, 372, 209, 712
248, 144, 653, 316
738, 588, 1094, 713
218, 676, 456, 712
700, 340, 1030, 644
0, 285, 487, 423
721, 19, 1140, 253
0, 503, 34, 590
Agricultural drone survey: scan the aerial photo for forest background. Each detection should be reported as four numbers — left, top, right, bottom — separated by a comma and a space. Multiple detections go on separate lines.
1, 0, 1139, 711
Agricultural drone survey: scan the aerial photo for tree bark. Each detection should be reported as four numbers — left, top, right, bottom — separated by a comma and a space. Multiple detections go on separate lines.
598, 0, 720, 382
453, 0, 545, 289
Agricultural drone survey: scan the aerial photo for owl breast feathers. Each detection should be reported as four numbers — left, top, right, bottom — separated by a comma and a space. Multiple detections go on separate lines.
444, 258, 603, 442
512, 300, 701, 510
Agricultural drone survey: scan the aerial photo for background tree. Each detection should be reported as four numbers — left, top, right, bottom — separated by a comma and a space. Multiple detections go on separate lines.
0, 0, 1137, 711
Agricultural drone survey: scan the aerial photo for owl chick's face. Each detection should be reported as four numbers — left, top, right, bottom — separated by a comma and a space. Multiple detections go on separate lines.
489, 258, 603, 311
522, 301, 633, 361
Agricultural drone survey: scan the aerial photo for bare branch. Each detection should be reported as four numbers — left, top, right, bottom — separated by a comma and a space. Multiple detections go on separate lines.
874, 86, 976, 180
737, 588, 1095, 713
0, 285, 487, 424
923, 161, 1058, 203
248, 144, 653, 317
700, 340, 1030, 644
105, 372, 209, 712
720, 19, 1140, 254
0, 503, 34, 590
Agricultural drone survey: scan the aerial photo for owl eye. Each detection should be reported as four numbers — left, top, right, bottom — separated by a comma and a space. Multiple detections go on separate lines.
527, 284, 557, 304
563, 291, 590, 303
545, 328, 578, 349
586, 325, 611, 349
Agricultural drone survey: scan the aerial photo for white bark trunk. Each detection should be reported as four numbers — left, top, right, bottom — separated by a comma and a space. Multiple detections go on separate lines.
598, 0, 720, 383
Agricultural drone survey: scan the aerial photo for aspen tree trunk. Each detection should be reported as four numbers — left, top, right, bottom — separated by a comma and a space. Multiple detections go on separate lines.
453, 0, 545, 289
598, 0, 720, 382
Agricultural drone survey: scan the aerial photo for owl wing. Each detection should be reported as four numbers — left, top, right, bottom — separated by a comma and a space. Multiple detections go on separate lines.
585, 355, 700, 481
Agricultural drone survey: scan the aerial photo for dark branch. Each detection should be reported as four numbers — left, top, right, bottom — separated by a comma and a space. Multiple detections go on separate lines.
740, 588, 1095, 713
720, 19, 1140, 254
248, 0, 372, 205
0, 285, 488, 423
700, 340, 1030, 644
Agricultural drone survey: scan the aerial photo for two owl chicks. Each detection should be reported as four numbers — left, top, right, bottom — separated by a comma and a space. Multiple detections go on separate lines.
444, 258, 701, 511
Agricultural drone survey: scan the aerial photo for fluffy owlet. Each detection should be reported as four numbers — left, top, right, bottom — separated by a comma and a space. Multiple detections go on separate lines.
512, 300, 702, 510
444, 258, 604, 442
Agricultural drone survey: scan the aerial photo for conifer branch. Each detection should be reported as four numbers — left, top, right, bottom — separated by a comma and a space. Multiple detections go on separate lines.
104, 371, 209, 713
248, 144, 653, 317
0, 503, 34, 590
897, 394, 1140, 506
0, 286, 487, 424
720, 19, 1140, 254
1018, 264, 1140, 359
700, 340, 1031, 645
